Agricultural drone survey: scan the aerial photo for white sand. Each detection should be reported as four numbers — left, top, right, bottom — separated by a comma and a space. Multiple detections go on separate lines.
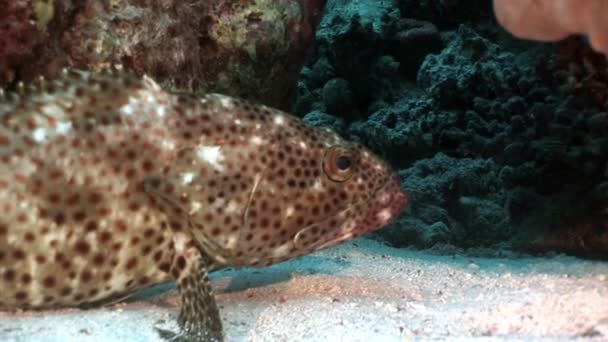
1, 239, 607, 341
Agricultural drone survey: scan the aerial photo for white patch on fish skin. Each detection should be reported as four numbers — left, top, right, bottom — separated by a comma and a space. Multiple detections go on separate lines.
340, 218, 355, 234
41, 231, 64, 247
298, 141, 307, 149
156, 105, 167, 117
272, 243, 292, 258
226, 233, 239, 250
195, 146, 225, 172
341, 232, 353, 241
313, 179, 323, 191
110, 273, 129, 293
28, 261, 41, 306
189, 201, 202, 215
145, 93, 157, 104
273, 115, 285, 125
225, 201, 239, 213
31, 128, 47, 143
378, 192, 391, 206
234, 119, 242, 125
161, 140, 176, 151
173, 232, 190, 254
250, 136, 263, 145
376, 208, 392, 223
120, 104, 134, 116
56, 121, 72, 135
40, 102, 64, 118
220, 97, 234, 109
181, 172, 195, 185
214, 255, 227, 264
285, 205, 295, 218
142, 74, 162, 92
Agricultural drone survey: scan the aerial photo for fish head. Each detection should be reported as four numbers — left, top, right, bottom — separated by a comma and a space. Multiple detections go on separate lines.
235, 113, 408, 264
150, 95, 407, 267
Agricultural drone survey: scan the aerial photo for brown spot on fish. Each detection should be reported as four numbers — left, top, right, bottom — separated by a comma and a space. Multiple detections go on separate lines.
92, 253, 105, 266
35, 255, 46, 264
21, 274, 32, 285
43, 276, 56, 288
85, 221, 98, 232
3, 269, 15, 282
80, 271, 92, 283
60, 287, 72, 297
74, 241, 91, 255
15, 292, 27, 301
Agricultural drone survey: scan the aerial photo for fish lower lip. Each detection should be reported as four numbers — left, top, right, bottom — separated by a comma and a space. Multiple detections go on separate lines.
390, 190, 407, 214
378, 174, 407, 208
310, 179, 407, 252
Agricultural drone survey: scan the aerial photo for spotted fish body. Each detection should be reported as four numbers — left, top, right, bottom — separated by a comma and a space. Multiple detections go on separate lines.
0, 69, 407, 340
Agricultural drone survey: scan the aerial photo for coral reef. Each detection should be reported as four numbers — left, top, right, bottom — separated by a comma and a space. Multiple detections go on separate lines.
381, 154, 509, 248
0, 0, 325, 109
0, 0, 50, 85
296, 0, 441, 117
296, 0, 608, 257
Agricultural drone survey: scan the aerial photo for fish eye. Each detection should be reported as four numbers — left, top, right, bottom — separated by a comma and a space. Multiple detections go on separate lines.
323, 146, 355, 182
335, 155, 351, 170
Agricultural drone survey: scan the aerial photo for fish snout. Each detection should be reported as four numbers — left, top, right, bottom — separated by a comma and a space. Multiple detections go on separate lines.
373, 173, 407, 225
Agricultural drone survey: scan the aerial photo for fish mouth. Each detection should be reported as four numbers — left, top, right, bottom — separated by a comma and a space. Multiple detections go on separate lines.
308, 172, 407, 252
371, 173, 408, 224
346, 172, 407, 236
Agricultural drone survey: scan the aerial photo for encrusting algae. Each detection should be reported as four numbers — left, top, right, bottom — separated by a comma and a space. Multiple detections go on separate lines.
0, 69, 406, 341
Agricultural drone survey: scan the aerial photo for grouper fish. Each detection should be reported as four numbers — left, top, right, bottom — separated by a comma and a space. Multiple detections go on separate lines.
0, 69, 407, 341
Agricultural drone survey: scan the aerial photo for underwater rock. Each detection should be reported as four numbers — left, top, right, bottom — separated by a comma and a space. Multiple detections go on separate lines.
349, 96, 446, 164
368, 55, 406, 108
398, 0, 493, 30
555, 37, 608, 111
453, 196, 510, 244
302, 109, 347, 135
0, 0, 52, 85
315, 0, 399, 109
378, 153, 509, 249
321, 77, 354, 116
529, 220, 608, 259
293, 0, 608, 257
387, 18, 441, 78
379, 216, 454, 248
417, 25, 523, 109
306, 55, 336, 87
0, 0, 325, 109
296, 0, 443, 115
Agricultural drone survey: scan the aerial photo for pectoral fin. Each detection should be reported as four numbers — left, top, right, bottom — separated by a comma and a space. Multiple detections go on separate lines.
156, 252, 224, 342
142, 175, 236, 265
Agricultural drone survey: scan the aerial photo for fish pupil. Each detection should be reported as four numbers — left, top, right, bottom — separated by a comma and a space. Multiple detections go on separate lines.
335, 155, 351, 170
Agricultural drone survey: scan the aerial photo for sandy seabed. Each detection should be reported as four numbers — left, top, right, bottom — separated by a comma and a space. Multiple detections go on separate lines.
0, 239, 607, 341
